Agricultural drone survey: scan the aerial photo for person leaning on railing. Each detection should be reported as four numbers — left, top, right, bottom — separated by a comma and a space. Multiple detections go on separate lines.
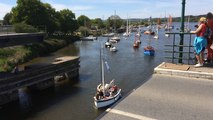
205, 12, 213, 63
190, 17, 207, 67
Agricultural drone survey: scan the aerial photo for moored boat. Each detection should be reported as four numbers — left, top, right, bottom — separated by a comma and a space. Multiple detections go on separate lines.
94, 45, 121, 109
144, 46, 155, 56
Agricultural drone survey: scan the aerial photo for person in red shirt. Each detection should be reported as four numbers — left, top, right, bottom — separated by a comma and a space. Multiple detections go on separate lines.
205, 12, 213, 63
191, 17, 207, 67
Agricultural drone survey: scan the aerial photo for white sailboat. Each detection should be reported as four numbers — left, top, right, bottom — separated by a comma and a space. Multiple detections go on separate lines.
94, 45, 121, 108
153, 28, 159, 39
123, 16, 131, 37
154, 18, 160, 39
165, 15, 172, 37
184, 16, 191, 32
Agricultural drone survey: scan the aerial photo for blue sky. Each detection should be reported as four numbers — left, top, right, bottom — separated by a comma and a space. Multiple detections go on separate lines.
0, 0, 213, 20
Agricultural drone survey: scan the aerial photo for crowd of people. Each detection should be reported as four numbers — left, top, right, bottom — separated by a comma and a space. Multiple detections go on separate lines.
191, 12, 213, 67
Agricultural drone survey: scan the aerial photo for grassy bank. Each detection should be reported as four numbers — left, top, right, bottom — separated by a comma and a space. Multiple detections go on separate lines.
0, 35, 79, 72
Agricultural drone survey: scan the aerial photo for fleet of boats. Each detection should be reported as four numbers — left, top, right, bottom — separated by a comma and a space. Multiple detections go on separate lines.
92, 17, 176, 108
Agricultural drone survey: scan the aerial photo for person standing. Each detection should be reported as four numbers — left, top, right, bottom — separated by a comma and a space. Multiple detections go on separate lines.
191, 17, 207, 67
205, 12, 213, 63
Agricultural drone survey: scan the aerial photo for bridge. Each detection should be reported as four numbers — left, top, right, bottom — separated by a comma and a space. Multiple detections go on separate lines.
0, 56, 80, 105
0, 32, 45, 47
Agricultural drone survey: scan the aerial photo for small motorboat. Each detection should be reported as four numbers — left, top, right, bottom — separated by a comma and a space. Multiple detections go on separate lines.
105, 41, 112, 48
110, 46, 117, 52
109, 39, 117, 43
144, 46, 155, 56
81, 35, 97, 41
133, 42, 139, 48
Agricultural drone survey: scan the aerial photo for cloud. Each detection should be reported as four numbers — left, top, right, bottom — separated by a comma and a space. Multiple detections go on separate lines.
51, 3, 94, 11
42, 0, 95, 12
0, 3, 13, 19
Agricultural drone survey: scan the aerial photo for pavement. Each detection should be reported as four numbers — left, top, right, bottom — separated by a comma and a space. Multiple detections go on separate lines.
97, 62, 213, 120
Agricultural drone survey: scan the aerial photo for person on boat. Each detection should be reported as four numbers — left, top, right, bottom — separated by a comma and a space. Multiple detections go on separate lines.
11, 63, 19, 74
191, 17, 207, 67
205, 12, 213, 63
95, 90, 104, 100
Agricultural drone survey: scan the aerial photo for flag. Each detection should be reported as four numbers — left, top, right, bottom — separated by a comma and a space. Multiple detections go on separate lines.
104, 61, 110, 71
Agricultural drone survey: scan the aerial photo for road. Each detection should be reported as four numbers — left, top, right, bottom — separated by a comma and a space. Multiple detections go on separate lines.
99, 74, 213, 120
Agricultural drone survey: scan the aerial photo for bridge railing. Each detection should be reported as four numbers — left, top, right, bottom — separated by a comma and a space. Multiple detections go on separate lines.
0, 25, 15, 34
164, 32, 196, 65
0, 25, 46, 34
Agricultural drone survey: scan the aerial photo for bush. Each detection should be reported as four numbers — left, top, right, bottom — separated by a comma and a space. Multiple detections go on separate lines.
14, 23, 38, 33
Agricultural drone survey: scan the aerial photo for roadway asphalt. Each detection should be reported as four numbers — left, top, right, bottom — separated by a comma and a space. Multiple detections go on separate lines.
97, 63, 213, 120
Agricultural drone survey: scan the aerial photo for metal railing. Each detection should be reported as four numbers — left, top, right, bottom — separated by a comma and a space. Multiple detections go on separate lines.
164, 32, 196, 65
0, 25, 46, 34
0, 25, 15, 34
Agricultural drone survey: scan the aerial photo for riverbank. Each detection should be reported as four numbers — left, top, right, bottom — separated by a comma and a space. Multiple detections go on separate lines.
0, 35, 79, 72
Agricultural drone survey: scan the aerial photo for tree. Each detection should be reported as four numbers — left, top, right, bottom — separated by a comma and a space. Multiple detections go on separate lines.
12, 0, 47, 26
58, 9, 78, 33
11, 0, 61, 34
106, 15, 123, 32
43, 3, 60, 33
3, 12, 12, 25
77, 15, 91, 28
91, 18, 104, 29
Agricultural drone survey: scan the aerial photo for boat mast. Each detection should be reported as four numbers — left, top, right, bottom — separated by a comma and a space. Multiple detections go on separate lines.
126, 17, 128, 34
187, 16, 190, 30
100, 45, 105, 96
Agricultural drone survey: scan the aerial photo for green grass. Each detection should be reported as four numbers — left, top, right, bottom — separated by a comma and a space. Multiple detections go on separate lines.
0, 38, 70, 72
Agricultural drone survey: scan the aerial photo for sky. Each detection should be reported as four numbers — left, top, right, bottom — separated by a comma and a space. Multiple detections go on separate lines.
0, 0, 213, 20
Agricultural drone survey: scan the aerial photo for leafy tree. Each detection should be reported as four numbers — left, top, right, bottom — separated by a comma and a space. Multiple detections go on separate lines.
12, 0, 47, 26
58, 9, 78, 33
14, 23, 38, 33
78, 26, 89, 37
43, 3, 60, 33
106, 15, 123, 32
11, 0, 60, 34
3, 12, 12, 25
77, 15, 91, 28
91, 18, 105, 29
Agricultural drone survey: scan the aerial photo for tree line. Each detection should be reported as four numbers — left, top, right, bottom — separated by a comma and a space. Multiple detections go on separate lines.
2, 0, 126, 36
2, 0, 206, 36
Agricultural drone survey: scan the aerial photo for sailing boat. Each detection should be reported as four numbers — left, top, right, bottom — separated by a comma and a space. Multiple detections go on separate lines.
110, 11, 121, 42
123, 17, 130, 37
94, 45, 121, 109
144, 17, 155, 56
184, 16, 191, 32
81, 18, 97, 41
153, 27, 159, 39
154, 18, 160, 39
165, 15, 173, 37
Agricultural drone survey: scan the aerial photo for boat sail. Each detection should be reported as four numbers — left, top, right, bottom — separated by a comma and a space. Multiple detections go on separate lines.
154, 17, 161, 39
94, 45, 121, 109
165, 15, 173, 37
123, 16, 130, 37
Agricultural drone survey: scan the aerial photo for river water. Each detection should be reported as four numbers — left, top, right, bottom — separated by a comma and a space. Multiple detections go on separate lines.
0, 22, 197, 120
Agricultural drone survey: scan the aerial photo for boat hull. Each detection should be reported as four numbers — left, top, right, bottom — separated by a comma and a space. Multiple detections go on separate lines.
144, 50, 155, 56
94, 89, 121, 108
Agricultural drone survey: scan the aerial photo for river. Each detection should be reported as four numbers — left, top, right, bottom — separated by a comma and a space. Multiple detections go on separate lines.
0, 22, 197, 120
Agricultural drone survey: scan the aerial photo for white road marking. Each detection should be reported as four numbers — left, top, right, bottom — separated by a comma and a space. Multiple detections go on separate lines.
106, 108, 157, 120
